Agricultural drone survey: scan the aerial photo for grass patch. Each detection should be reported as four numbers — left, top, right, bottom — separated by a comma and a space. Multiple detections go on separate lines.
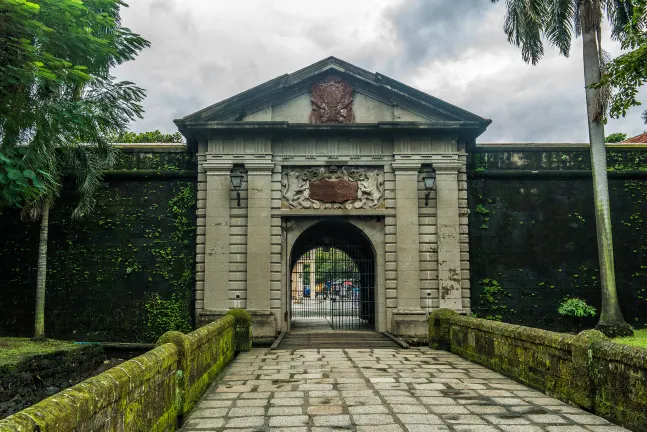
613, 328, 647, 349
0, 337, 78, 366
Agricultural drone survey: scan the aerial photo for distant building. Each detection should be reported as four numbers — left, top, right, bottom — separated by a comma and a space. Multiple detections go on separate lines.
622, 132, 647, 144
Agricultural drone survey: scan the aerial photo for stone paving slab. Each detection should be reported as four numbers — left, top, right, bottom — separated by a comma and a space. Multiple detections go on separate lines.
181, 348, 629, 432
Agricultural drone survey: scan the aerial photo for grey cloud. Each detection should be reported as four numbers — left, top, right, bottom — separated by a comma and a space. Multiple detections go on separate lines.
113, 0, 646, 141
382, 0, 496, 74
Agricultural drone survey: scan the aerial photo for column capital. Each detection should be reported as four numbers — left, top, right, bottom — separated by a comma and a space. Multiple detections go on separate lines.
204, 160, 233, 174
244, 159, 275, 173
433, 161, 463, 172
391, 161, 422, 172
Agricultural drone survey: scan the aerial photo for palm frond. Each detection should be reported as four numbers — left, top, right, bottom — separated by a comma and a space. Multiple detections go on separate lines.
603, 0, 634, 40
62, 143, 117, 219
546, 0, 577, 56
493, 0, 547, 64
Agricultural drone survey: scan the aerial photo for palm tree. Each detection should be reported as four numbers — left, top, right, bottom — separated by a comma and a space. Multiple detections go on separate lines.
491, 0, 634, 336
25, 144, 116, 340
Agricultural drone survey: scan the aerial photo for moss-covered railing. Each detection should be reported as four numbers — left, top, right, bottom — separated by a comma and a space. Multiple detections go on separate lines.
429, 309, 647, 432
0, 311, 251, 432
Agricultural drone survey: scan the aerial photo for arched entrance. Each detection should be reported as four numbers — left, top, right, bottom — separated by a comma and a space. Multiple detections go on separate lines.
289, 221, 375, 330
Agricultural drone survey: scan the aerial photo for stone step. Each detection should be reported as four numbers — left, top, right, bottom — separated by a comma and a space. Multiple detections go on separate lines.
277, 331, 400, 349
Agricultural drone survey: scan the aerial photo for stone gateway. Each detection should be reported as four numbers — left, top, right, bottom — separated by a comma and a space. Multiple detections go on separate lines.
175, 57, 491, 342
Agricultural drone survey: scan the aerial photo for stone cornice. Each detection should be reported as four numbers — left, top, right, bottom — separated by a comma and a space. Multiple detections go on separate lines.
179, 121, 485, 132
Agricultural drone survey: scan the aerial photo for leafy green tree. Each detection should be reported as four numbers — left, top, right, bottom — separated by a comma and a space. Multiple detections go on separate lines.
113, 130, 184, 143
605, 132, 628, 142
0, 0, 149, 338
595, 0, 647, 123
0, 0, 150, 208
314, 248, 358, 285
491, 0, 634, 337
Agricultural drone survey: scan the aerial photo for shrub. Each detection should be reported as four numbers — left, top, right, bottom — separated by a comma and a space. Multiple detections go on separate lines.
558, 297, 596, 332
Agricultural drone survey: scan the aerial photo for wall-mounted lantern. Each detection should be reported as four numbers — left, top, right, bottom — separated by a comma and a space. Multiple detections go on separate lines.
422, 167, 436, 206
230, 168, 244, 207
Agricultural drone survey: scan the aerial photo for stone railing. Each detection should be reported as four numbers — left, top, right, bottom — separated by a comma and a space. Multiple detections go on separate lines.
428, 309, 647, 432
0, 311, 251, 432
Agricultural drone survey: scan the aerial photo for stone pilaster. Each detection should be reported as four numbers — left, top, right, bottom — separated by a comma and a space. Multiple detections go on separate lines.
202, 160, 233, 318
194, 142, 207, 319
435, 161, 465, 311
391, 160, 427, 341
245, 160, 276, 341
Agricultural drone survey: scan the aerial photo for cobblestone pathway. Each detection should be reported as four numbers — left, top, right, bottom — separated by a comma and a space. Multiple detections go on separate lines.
181, 348, 628, 432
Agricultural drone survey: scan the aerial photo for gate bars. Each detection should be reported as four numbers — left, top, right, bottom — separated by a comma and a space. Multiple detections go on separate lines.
291, 241, 375, 330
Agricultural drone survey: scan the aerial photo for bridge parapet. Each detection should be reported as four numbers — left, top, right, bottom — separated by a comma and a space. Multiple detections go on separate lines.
0, 312, 251, 432
428, 309, 647, 432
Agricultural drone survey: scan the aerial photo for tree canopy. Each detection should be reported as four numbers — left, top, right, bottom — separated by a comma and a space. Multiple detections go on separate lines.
596, 0, 647, 123
113, 130, 184, 143
605, 132, 628, 142
0, 0, 150, 208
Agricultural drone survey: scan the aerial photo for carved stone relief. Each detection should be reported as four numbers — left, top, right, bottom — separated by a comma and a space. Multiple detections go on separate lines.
309, 76, 354, 124
281, 166, 384, 209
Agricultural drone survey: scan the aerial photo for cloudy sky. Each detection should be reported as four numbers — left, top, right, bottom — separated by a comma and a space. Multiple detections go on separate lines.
114, 0, 647, 143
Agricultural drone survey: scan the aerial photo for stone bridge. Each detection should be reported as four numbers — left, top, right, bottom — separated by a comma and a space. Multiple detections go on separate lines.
1, 311, 644, 432
181, 346, 627, 432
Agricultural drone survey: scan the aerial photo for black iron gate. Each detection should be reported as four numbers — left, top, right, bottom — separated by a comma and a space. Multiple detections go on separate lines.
290, 230, 375, 330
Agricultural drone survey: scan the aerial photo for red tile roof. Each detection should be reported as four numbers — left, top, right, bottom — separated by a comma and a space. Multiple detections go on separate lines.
622, 132, 647, 143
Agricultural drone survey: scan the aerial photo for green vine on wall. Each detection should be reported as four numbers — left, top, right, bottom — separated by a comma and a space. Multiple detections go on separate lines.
619, 180, 647, 315
144, 183, 196, 339
474, 197, 494, 229
474, 278, 513, 321
143, 293, 192, 339
607, 150, 647, 172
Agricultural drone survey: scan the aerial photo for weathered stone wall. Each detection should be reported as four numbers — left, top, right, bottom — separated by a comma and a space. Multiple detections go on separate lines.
429, 309, 647, 432
0, 145, 197, 342
468, 144, 647, 330
0, 314, 247, 432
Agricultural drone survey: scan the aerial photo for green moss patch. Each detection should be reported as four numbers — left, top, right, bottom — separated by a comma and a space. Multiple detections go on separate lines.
0, 337, 77, 367
614, 328, 647, 350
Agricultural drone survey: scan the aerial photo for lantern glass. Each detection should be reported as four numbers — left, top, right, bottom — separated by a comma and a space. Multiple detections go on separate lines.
230, 171, 243, 190
422, 171, 436, 190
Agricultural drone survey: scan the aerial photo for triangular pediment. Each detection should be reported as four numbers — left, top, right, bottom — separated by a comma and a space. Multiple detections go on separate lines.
177, 57, 491, 126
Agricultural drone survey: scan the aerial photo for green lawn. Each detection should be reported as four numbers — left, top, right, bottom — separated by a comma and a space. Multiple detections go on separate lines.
613, 328, 647, 349
0, 337, 77, 367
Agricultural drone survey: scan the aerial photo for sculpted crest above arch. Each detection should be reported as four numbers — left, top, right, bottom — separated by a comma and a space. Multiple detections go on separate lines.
281, 165, 384, 210
309, 76, 354, 124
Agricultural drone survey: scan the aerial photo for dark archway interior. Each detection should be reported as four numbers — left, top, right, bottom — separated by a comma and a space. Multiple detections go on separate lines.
290, 220, 375, 330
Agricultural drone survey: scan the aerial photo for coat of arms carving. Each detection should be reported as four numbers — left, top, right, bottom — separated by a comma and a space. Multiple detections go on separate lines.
309, 76, 354, 124
281, 166, 384, 210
